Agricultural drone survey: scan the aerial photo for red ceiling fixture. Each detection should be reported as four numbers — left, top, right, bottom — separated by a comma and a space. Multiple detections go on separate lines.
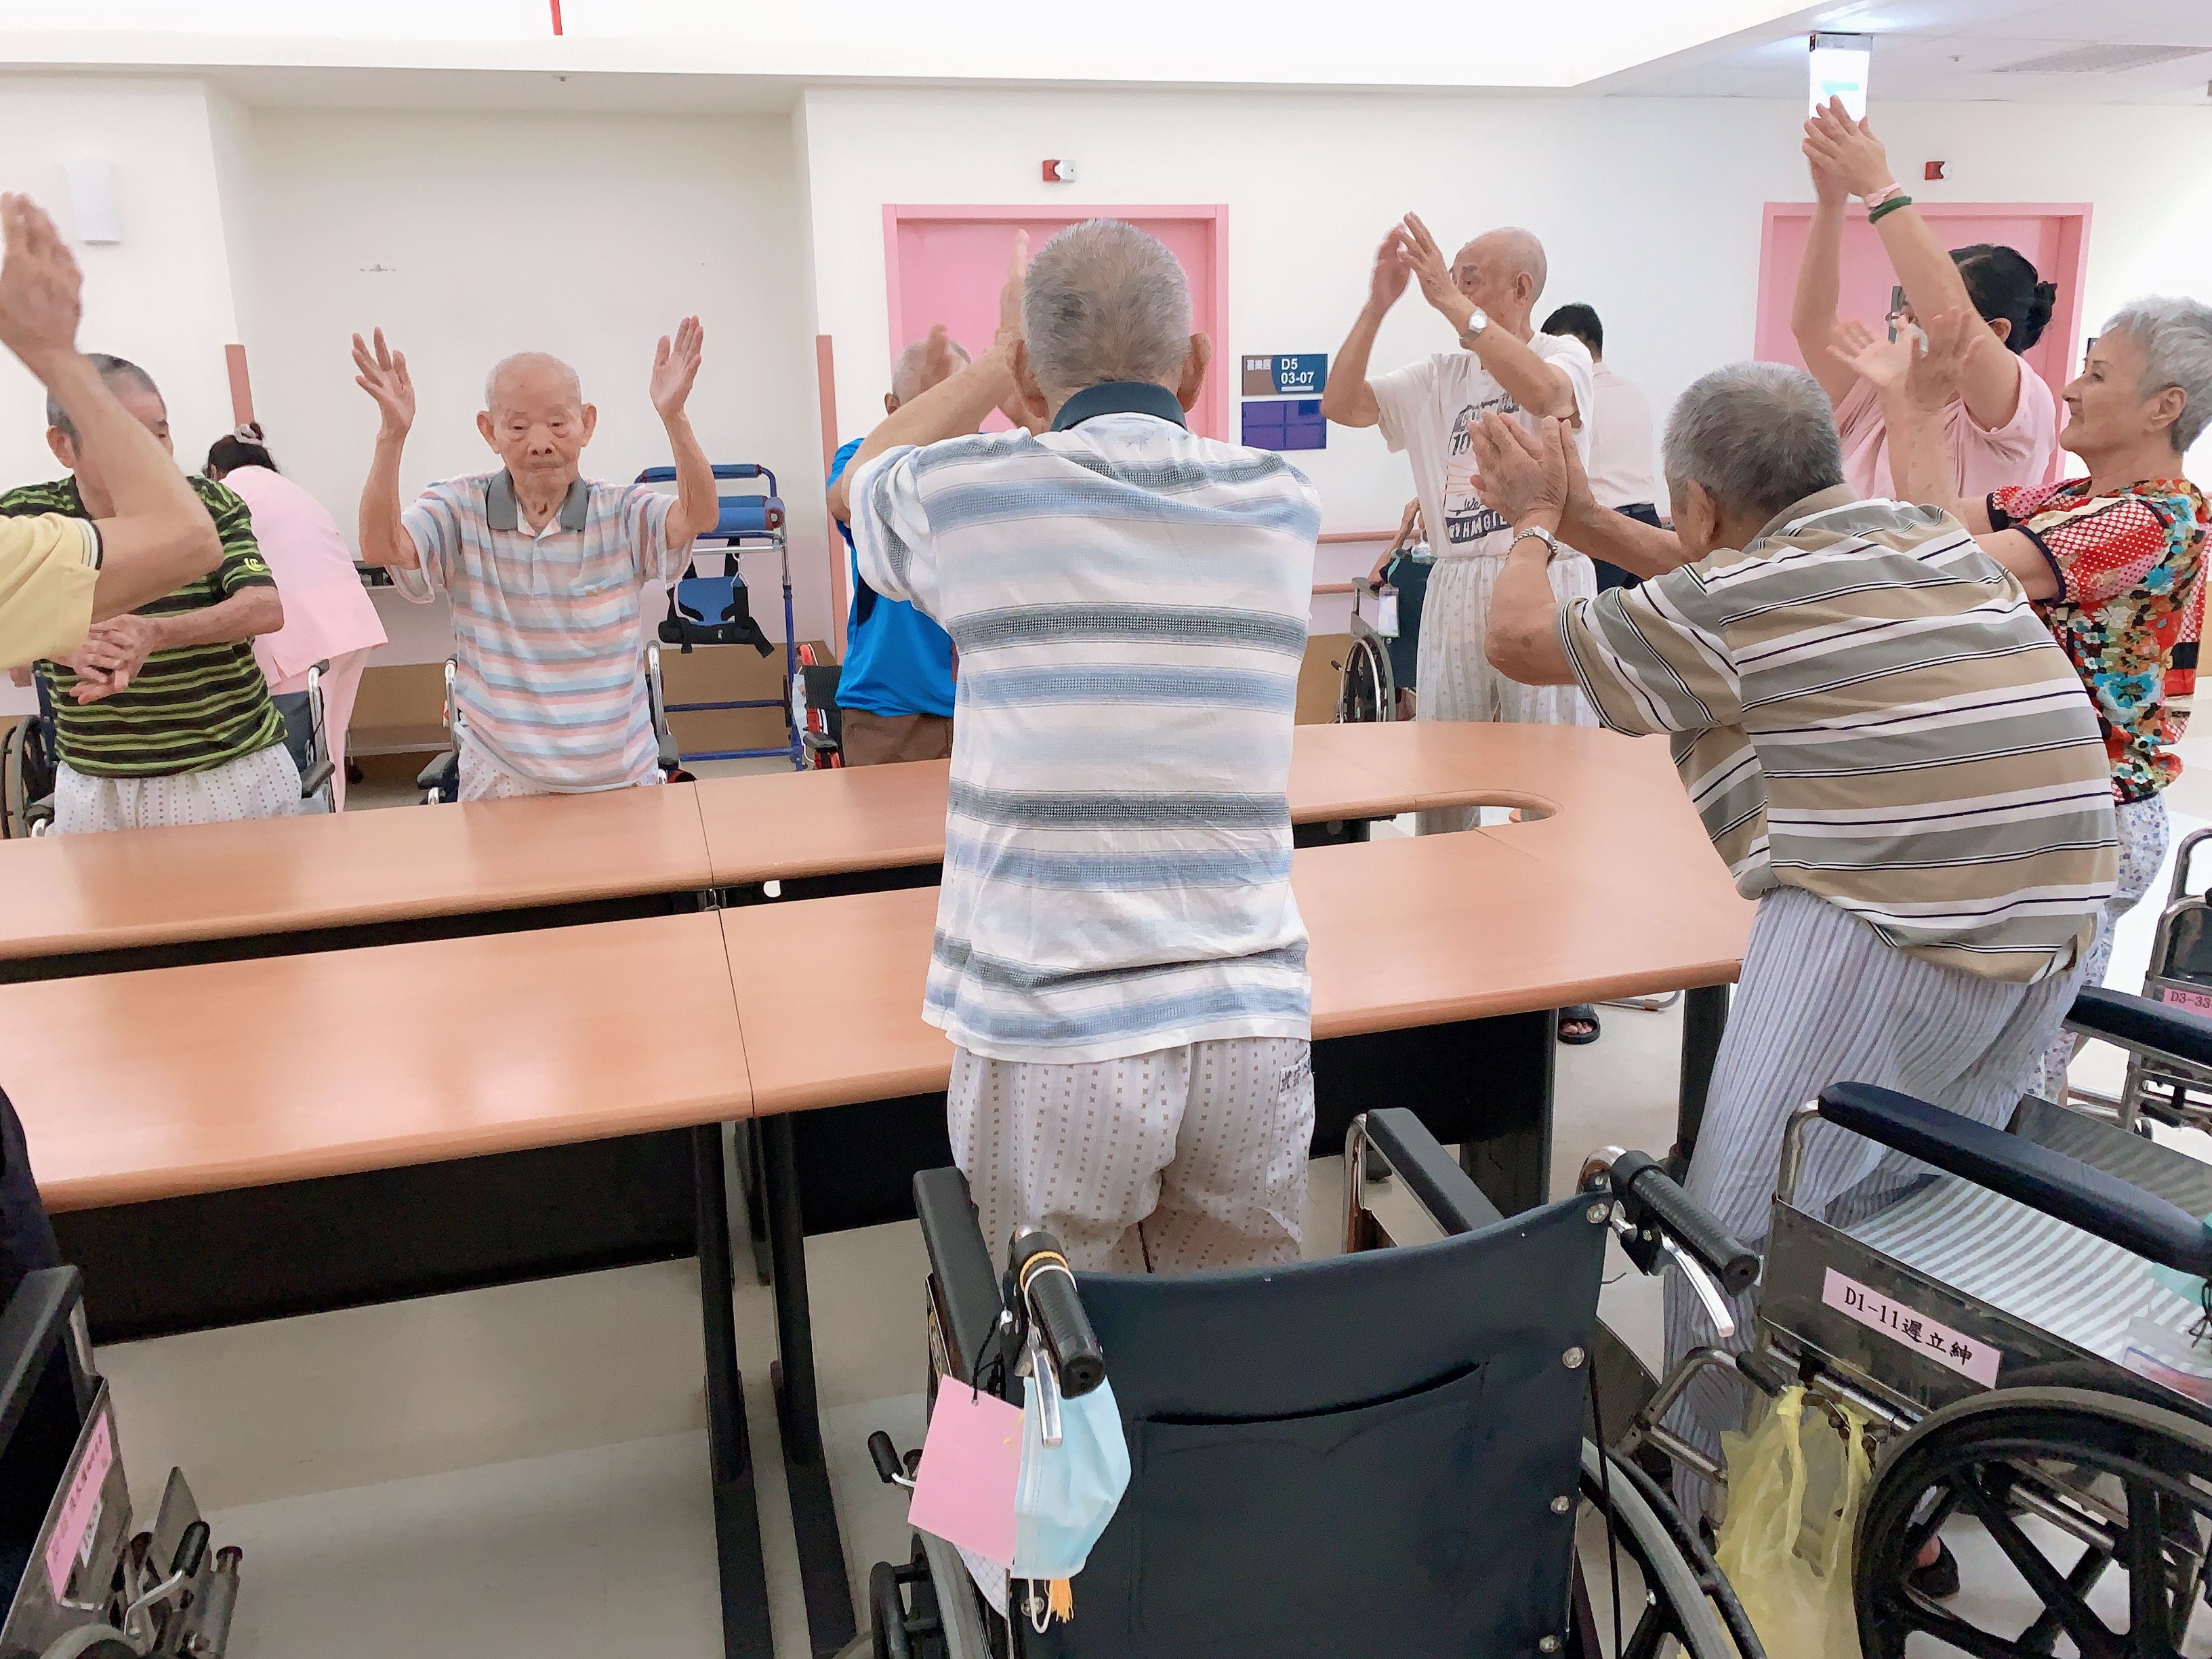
549, 0, 564, 35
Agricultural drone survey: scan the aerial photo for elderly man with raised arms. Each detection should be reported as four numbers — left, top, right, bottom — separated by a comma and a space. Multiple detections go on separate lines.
1473, 364, 2116, 1525
831, 220, 1321, 1278
352, 322, 717, 800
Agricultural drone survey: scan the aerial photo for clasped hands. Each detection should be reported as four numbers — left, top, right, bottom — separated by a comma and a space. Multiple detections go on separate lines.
1467, 413, 1586, 539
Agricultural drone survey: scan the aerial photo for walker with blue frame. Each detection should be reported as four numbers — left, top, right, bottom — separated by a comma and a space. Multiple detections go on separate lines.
638, 462, 800, 771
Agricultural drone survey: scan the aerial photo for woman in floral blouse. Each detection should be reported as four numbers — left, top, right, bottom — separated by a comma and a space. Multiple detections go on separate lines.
1857, 296, 2212, 1103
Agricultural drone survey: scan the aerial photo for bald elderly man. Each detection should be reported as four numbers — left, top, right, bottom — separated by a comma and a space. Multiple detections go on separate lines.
353, 324, 718, 798
1323, 218, 1601, 747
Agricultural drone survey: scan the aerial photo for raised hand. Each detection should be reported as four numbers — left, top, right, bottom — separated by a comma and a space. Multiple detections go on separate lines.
651, 315, 705, 419
995, 230, 1030, 356
1368, 228, 1412, 313
351, 329, 415, 438
1469, 413, 1568, 525
0, 194, 81, 371
1828, 317, 1915, 396
1801, 98, 1893, 199
1399, 213, 1469, 327
1905, 308, 1977, 411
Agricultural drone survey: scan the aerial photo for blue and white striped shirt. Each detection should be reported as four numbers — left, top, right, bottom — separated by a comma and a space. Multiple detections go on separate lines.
848, 384, 1321, 1063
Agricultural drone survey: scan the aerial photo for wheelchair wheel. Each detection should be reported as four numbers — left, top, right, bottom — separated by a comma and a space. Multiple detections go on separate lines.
1337, 633, 1392, 725
1576, 1439, 1761, 1658
1856, 1385, 2212, 1657
36, 1628, 138, 1659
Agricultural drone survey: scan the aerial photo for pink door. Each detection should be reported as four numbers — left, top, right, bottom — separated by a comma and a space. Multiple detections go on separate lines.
884, 206, 1230, 441
1753, 202, 2091, 401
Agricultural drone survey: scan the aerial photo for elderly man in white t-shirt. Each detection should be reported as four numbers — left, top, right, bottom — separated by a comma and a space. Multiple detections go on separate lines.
1324, 217, 1600, 758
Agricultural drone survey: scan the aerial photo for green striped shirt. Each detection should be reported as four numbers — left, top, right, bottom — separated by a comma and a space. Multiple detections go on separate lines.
0, 474, 286, 777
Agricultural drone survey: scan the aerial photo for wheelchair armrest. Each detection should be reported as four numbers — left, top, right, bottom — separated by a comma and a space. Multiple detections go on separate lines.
300, 758, 337, 799
2066, 985, 2212, 1074
1819, 1083, 2212, 1278
415, 753, 456, 792
914, 1168, 1006, 1389
1361, 1109, 1504, 1237
0, 1267, 82, 1452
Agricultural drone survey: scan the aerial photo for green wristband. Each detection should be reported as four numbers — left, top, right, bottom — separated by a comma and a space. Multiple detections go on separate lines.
1867, 194, 1914, 224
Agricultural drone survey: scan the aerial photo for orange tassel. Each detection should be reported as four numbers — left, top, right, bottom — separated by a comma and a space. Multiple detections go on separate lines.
1049, 1579, 1074, 1622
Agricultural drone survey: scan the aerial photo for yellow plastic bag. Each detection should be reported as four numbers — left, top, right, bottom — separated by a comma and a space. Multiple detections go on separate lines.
1713, 1386, 1872, 1659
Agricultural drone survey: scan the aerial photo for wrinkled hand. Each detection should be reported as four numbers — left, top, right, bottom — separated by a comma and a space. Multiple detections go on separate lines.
1828, 318, 1915, 396
0, 194, 81, 371
351, 329, 415, 438
1807, 140, 1849, 209
1801, 98, 1893, 199
651, 315, 704, 419
1368, 227, 1412, 312
1399, 213, 1470, 329
1906, 308, 1977, 412
1469, 414, 1570, 525
996, 230, 1030, 356
69, 613, 159, 699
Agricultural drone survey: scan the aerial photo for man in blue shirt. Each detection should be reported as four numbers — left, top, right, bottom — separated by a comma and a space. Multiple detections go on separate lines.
826, 328, 973, 764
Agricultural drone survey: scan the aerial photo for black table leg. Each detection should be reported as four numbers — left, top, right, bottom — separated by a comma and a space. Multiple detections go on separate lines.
1675, 984, 1730, 1179
693, 1124, 775, 1659
760, 1114, 858, 1656
1456, 1008, 1557, 1214
734, 1120, 773, 1287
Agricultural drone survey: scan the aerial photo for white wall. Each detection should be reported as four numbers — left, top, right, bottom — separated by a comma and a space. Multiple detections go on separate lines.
800, 85, 2212, 562
0, 78, 243, 487
238, 106, 828, 633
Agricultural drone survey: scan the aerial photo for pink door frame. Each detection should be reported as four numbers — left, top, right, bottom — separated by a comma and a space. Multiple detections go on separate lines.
1753, 201, 2093, 398
882, 205, 1232, 443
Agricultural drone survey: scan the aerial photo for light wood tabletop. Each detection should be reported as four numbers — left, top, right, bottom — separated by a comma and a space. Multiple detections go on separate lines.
5, 911, 753, 1212
0, 782, 714, 962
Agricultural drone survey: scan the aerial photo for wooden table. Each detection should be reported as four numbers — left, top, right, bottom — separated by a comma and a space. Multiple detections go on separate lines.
0, 912, 774, 1658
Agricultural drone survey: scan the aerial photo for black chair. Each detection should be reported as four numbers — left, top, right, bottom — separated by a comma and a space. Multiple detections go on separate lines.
868, 1111, 1760, 1659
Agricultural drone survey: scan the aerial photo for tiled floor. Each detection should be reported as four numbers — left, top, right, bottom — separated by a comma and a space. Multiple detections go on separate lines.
85, 732, 2212, 1656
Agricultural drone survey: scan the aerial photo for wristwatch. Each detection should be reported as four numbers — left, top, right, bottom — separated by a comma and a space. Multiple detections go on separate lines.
1509, 524, 1562, 560
1457, 306, 1490, 345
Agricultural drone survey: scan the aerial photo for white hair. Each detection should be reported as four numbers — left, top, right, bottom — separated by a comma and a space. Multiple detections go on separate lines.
484, 351, 582, 411
1662, 362, 1846, 520
2102, 295, 2212, 453
1020, 218, 1191, 398
890, 334, 971, 405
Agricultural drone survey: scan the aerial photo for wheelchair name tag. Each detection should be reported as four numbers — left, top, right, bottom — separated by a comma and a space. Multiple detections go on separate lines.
1822, 1268, 2000, 1388
1375, 590, 1399, 638
2162, 986, 2212, 1016
909, 1384, 1023, 1566
43, 1410, 111, 1597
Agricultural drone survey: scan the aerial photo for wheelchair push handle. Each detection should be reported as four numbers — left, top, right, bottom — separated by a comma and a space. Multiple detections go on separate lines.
1010, 1231, 1107, 1399
1818, 1083, 2212, 1279
1603, 1150, 1760, 1297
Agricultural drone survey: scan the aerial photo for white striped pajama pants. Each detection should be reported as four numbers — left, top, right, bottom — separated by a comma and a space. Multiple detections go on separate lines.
2028, 794, 2170, 1104
1414, 551, 1597, 837
947, 1036, 1315, 1275
1663, 886, 2087, 1515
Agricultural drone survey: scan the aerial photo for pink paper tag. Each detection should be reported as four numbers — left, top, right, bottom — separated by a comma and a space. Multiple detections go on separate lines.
1822, 1267, 2001, 1387
907, 1382, 1023, 1566
2163, 987, 2212, 1016
44, 1411, 112, 1598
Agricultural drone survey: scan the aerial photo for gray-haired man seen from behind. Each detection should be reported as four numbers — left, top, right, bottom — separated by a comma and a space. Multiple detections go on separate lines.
829, 220, 1321, 1277
1472, 363, 2116, 1528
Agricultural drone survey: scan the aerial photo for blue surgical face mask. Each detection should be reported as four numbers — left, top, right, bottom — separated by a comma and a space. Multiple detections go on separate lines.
1010, 1374, 1129, 1585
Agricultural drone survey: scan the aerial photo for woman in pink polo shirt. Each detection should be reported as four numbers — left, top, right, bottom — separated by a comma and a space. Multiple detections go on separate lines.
205, 426, 386, 807
1793, 98, 2062, 501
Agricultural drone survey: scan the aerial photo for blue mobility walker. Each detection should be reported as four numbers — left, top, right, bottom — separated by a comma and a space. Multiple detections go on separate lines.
637, 464, 801, 770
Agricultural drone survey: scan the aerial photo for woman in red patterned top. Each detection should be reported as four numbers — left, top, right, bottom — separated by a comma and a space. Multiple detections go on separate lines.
1854, 298, 2212, 1104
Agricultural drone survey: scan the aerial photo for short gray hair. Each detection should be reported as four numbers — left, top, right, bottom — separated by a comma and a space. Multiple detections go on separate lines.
1462, 227, 1549, 306
1021, 218, 1191, 398
2102, 295, 2212, 453
890, 333, 971, 405
47, 352, 161, 438
484, 351, 582, 411
1662, 362, 1845, 521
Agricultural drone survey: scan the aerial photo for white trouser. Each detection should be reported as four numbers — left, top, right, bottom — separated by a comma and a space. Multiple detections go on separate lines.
1663, 885, 2086, 1515
1416, 552, 1597, 836
457, 737, 662, 802
2029, 794, 2169, 1103
947, 1036, 1315, 1275
54, 743, 301, 834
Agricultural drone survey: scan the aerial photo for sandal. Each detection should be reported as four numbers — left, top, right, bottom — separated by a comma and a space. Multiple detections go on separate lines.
1559, 1005, 1601, 1046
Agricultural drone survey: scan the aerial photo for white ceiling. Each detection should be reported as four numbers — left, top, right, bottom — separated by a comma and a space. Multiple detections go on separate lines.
1599, 0, 2212, 104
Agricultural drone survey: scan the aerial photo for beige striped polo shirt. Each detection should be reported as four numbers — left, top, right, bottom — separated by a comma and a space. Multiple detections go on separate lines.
1559, 487, 2117, 983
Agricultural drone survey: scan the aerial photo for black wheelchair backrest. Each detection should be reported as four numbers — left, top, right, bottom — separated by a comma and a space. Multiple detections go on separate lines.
1025, 1195, 1610, 1659
1820, 1082, 2212, 1278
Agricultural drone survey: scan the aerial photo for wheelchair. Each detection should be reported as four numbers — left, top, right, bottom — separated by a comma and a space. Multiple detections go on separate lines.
1334, 574, 1399, 726
1625, 984, 2212, 1656
418, 647, 683, 802
862, 1109, 1765, 1659
3, 663, 334, 834
2108, 825, 2212, 1131
0, 1269, 243, 1658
